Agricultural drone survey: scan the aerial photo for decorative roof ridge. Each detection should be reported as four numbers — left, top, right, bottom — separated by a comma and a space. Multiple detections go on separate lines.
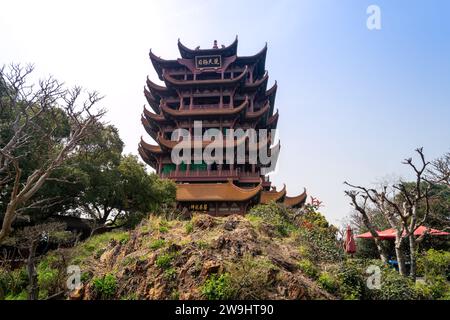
176, 177, 262, 202
149, 49, 178, 64
266, 81, 277, 96
140, 136, 163, 154
260, 184, 287, 204
246, 100, 270, 119
284, 188, 307, 207
143, 105, 165, 121
237, 42, 267, 61
227, 178, 263, 194
141, 115, 159, 140
149, 49, 180, 80
245, 71, 268, 89
146, 76, 169, 93
177, 36, 238, 58
267, 109, 279, 126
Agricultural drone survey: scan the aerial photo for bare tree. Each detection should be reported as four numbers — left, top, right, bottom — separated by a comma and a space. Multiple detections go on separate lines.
428, 151, 450, 187
344, 189, 390, 264
0, 64, 105, 244
345, 148, 433, 279
425, 151, 450, 230
12, 222, 70, 300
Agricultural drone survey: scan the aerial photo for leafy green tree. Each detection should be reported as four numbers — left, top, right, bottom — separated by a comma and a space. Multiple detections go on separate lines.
72, 134, 176, 230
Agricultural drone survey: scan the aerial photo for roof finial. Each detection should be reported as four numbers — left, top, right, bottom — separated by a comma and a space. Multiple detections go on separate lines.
213, 40, 218, 49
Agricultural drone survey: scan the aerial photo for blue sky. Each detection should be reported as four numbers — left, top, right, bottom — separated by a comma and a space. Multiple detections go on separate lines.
1, 0, 449, 224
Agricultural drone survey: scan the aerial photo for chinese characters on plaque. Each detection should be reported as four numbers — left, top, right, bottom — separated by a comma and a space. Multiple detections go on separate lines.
195, 55, 221, 69
189, 203, 209, 211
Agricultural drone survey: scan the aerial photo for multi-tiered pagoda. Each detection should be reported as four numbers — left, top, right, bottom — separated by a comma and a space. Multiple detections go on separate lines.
139, 37, 307, 215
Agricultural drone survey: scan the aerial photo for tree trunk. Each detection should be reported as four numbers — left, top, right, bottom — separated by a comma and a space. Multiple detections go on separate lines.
0, 201, 19, 244
27, 240, 39, 300
408, 233, 417, 280
373, 238, 389, 264
394, 236, 407, 276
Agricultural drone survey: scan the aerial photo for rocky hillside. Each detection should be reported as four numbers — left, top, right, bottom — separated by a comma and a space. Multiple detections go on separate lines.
69, 213, 335, 300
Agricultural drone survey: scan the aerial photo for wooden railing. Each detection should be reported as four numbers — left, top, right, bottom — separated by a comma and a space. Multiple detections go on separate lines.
161, 169, 261, 180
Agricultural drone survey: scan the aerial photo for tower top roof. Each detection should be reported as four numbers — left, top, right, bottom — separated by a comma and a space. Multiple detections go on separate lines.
177, 36, 239, 59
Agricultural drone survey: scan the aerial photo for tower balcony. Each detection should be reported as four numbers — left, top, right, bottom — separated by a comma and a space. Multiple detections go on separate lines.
189, 103, 233, 110
160, 169, 263, 183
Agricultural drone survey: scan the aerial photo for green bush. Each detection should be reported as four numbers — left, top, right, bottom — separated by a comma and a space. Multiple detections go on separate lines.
226, 255, 276, 299
0, 267, 28, 300
373, 267, 416, 300
298, 259, 319, 279
92, 274, 117, 299
318, 272, 338, 294
5, 290, 28, 300
418, 249, 450, 280
164, 267, 177, 281
170, 290, 180, 300
149, 239, 165, 250
414, 281, 434, 300
296, 227, 343, 263
248, 203, 295, 237
336, 261, 366, 300
424, 275, 450, 300
196, 240, 209, 249
155, 253, 173, 269
37, 254, 64, 299
71, 231, 129, 265
201, 273, 234, 300
185, 221, 194, 234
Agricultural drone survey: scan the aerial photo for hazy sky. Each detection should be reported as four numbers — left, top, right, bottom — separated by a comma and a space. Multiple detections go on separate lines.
1, 0, 449, 225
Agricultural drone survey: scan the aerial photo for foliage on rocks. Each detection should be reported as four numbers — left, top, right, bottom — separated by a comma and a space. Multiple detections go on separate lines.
92, 273, 117, 300
201, 273, 234, 300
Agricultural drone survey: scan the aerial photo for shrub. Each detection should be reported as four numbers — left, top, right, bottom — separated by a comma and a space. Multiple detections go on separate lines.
81, 271, 92, 284
196, 240, 209, 249
418, 249, 450, 280
201, 273, 234, 300
185, 221, 194, 234
5, 290, 28, 300
318, 272, 338, 294
226, 255, 276, 299
164, 267, 177, 281
298, 245, 311, 259
159, 221, 169, 234
371, 267, 415, 300
149, 239, 165, 250
425, 275, 450, 299
121, 256, 136, 266
414, 281, 434, 300
336, 261, 366, 300
0, 267, 28, 300
121, 293, 138, 300
248, 203, 295, 237
155, 253, 173, 269
37, 254, 62, 299
298, 259, 319, 279
171, 290, 180, 300
92, 274, 117, 299
71, 231, 129, 265
295, 226, 343, 263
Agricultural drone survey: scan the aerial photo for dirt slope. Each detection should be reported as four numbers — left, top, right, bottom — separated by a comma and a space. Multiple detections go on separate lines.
71, 214, 334, 300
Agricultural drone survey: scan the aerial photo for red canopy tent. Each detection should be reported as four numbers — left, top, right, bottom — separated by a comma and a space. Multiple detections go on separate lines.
356, 226, 450, 240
